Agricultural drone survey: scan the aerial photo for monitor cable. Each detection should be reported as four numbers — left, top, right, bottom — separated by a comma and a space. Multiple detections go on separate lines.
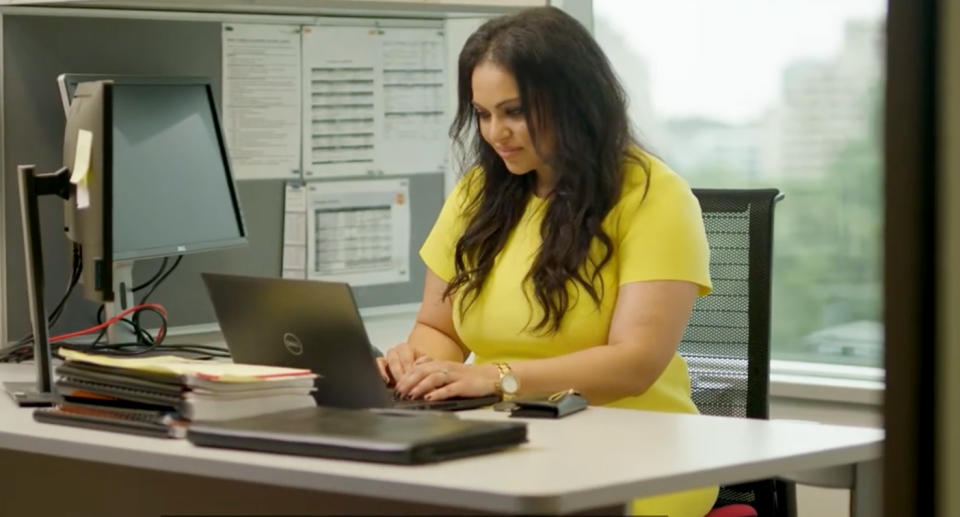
87, 255, 228, 358
91, 256, 181, 350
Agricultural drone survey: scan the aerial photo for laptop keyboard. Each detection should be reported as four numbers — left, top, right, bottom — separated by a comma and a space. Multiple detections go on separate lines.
384, 387, 498, 411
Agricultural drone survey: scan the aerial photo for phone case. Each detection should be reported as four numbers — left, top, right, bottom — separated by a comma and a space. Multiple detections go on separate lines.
508, 390, 588, 419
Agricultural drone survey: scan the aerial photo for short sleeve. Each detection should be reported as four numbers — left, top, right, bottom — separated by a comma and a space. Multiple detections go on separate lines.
419, 168, 481, 282
616, 165, 712, 296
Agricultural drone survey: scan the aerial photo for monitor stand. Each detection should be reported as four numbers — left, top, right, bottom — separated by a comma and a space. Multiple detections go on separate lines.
3, 165, 71, 407
105, 261, 138, 344
2, 382, 57, 406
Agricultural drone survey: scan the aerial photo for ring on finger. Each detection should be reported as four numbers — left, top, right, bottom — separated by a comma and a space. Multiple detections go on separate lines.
440, 368, 450, 384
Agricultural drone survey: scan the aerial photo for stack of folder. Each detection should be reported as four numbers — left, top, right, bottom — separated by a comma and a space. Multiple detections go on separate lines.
33, 349, 317, 438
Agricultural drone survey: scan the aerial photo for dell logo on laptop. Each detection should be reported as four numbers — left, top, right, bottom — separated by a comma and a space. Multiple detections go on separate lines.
282, 332, 304, 356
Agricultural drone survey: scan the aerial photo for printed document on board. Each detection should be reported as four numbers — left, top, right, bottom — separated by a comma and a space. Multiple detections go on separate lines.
305, 179, 410, 286
377, 28, 448, 174
282, 183, 308, 279
222, 23, 302, 180
300, 25, 448, 178
301, 26, 380, 178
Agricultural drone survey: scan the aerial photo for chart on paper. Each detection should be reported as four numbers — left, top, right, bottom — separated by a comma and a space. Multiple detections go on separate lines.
378, 28, 448, 173
301, 26, 447, 178
305, 179, 410, 286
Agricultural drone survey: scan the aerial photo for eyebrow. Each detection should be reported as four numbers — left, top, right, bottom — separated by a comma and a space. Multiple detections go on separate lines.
472, 98, 521, 110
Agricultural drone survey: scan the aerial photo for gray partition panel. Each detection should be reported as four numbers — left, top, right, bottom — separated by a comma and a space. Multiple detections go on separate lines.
2, 14, 442, 342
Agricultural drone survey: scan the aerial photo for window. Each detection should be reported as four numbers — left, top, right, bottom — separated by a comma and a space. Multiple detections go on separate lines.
595, 0, 886, 367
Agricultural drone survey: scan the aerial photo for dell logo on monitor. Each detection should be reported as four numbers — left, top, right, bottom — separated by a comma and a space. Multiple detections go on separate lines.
282, 332, 304, 356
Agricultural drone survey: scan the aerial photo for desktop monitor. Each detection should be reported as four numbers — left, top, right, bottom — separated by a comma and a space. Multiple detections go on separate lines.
62, 76, 247, 317
8, 75, 247, 405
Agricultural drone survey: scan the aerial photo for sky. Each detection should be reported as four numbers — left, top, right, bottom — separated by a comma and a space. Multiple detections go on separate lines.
594, 0, 886, 124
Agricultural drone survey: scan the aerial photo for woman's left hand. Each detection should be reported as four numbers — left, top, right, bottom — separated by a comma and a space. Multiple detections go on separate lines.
393, 360, 499, 401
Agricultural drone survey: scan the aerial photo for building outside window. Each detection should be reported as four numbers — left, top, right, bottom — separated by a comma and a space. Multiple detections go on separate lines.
594, 0, 886, 367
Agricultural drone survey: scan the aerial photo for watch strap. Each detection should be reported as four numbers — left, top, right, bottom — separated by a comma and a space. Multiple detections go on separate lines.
494, 362, 518, 401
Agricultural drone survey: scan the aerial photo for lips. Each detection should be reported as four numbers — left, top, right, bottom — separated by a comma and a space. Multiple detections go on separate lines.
495, 147, 522, 159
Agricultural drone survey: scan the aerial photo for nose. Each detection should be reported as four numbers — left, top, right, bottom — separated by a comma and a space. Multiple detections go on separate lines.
489, 115, 511, 142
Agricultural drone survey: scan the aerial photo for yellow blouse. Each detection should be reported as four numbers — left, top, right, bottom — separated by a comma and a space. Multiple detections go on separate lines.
419, 153, 718, 517
419, 153, 711, 414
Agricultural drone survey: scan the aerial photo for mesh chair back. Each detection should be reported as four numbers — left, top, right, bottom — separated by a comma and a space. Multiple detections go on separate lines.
681, 188, 784, 514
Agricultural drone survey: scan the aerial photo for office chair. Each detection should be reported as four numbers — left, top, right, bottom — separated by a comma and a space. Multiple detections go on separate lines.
680, 188, 791, 517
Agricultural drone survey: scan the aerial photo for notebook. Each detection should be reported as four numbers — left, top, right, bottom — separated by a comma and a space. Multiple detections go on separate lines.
201, 273, 499, 411
187, 406, 527, 464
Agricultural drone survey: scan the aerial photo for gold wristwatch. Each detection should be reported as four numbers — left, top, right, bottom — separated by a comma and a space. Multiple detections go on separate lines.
494, 362, 520, 401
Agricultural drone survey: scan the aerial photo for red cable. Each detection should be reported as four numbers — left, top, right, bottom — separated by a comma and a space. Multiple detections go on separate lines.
50, 303, 168, 344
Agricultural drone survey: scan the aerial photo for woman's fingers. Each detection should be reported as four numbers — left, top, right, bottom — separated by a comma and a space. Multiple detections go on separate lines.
385, 345, 415, 380
375, 357, 393, 385
394, 366, 433, 397
424, 380, 463, 401
407, 369, 452, 400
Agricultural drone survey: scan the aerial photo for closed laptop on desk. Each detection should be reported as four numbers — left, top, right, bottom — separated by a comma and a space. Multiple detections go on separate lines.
187, 406, 527, 464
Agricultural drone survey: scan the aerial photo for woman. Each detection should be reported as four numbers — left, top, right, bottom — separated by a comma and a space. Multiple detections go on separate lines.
377, 7, 717, 516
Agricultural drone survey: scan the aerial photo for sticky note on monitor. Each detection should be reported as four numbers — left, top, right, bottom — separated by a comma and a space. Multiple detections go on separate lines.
71, 129, 92, 209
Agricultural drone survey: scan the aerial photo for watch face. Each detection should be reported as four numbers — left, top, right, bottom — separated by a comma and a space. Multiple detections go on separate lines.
501, 374, 519, 394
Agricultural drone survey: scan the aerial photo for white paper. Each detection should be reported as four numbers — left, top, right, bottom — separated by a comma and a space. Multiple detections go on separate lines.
377, 28, 448, 174
305, 179, 410, 286
301, 26, 380, 178
301, 25, 448, 177
283, 246, 307, 270
282, 183, 308, 279
284, 213, 306, 244
222, 23, 302, 180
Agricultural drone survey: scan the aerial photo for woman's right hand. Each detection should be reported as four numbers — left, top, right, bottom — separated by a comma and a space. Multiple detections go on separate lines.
376, 343, 431, 387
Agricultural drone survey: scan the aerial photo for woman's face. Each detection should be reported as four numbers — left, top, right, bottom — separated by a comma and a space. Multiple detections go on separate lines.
471, 61, 547, 176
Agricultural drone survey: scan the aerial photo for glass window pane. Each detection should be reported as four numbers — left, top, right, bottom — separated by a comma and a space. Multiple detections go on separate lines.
595, 0, 886, 367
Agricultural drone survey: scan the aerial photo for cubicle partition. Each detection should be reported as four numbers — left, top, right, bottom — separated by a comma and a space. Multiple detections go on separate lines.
0, 11, 447, 343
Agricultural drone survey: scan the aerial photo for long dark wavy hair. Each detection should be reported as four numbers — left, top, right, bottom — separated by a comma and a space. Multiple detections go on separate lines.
447, 6, 649, 333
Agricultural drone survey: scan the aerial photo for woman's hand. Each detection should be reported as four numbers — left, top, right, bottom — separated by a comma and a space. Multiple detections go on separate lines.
394, 361, 500, 401
376, 343, 432, 386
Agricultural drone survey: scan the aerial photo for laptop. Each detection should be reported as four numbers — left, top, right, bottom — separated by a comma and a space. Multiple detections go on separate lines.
187, 405, 527, 464
201, 273, 499, 411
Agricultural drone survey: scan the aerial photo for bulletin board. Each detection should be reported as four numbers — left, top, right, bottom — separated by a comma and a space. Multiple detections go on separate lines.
1, 13, 446, 341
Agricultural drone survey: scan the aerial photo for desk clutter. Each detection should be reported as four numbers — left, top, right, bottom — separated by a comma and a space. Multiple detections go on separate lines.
33, 349, 317, 438
30, 350, 530, 463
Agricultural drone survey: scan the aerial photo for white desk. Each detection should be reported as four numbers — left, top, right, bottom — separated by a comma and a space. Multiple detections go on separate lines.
0, 363, 882, 516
